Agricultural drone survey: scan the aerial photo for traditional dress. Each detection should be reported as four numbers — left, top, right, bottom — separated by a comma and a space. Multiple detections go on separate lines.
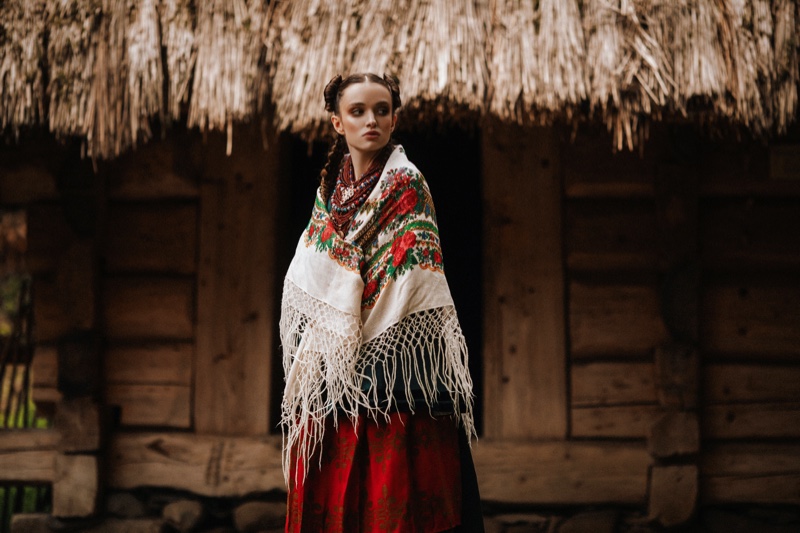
280, 145, 481, 532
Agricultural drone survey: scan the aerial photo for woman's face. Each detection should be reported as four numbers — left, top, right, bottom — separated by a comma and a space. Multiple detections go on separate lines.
331, 81, 397, 162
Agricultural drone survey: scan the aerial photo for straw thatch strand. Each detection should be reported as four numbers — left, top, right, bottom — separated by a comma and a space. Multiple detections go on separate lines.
387, 0, 489, 120
189, 0, 265, 154
0, 0, 45, 136
535, 0, 588, 114
263, 0, 363, 140
127, 0, 164, 144
772, 0, 798, 134
671, 0, 730, 114
487, 0, 540, 124
584, 0, 624, 113
160, 0, 196, 121
585, 0, 676, 151
726, 0, 781, 134
46, 0, 97, 139
84, 0, 131, 159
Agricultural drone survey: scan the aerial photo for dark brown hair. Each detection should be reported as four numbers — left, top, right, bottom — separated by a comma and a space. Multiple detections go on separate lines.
319, 73, 402, 202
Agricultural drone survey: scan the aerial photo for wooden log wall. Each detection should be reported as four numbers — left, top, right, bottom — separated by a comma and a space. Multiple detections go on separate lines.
102, 138, 200, 429
1, 139, 103, 517
3, 124, 799, 514
563, 126, 800, 510
697, 139, 800, 504
1, 127, 285, 507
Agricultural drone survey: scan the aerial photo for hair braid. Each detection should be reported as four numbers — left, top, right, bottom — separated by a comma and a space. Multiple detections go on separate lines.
320, 135, 346, 203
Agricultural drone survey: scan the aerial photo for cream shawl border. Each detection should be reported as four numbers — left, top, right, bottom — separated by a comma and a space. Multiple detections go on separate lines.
279, 145, 475, 483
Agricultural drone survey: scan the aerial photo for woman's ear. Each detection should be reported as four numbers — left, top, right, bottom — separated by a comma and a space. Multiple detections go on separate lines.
391, 114, 398, 131
331, 114, 345, 135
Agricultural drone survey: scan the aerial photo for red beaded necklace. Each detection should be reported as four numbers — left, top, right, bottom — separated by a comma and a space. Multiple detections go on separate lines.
330, 145, 393, 234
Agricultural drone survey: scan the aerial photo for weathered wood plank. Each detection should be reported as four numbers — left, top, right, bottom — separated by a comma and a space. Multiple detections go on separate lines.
0, 450, 56, 483
107, 432, 284, 497
571, 405, 662, 438
705, 364, 800, 403
105, 343, 192, 385
106, 135, 200, 200
33, 241, 95, 343
473, 440, 652, 504
53, 454, 98, 517
702, 282, 800, 357
0, 430, 58, 483
31, 335, 60, 407
0, 164, 58, 204
104, 277, 194, 340
702, 199, 800, 270
701, 443, 800, 504
570, 282, 669, 359
703, 474, 800, 504
105, 203, 198, 274
648, 411, 700, 457
571, 362, 657, 407
648, 465, 698, 527
0, 429, 60, 452
55, 398, 101, 452
654, 344, 699, 409
32, 345, 58, 390
703, 364, 800, 438
109, 433, 653, 503
482, 124, 567, 439
700, 141, 800, 197
562, 125, 663, 199
24, 204, 76, 274
704, 403, 800, 439
106, 384, 191, 428
566, 200, 659, 271
194, 129, 280, 436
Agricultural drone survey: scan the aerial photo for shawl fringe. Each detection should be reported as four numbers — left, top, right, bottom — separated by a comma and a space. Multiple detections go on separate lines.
280, 283, 475, 485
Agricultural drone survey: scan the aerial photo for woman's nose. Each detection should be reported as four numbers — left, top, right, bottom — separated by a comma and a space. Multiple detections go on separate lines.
365, 112, 377, 126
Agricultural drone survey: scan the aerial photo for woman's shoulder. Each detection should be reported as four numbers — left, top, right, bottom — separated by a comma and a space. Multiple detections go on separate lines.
384, 145, 427, 187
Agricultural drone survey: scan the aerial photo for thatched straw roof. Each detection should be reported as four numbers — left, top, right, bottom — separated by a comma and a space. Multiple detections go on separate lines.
0, 0, 798, 157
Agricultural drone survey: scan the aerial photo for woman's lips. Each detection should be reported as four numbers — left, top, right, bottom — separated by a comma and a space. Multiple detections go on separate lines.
364, 130, 380, 139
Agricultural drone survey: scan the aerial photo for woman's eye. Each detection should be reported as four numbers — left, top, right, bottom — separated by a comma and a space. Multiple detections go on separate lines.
351, 109, 362, 116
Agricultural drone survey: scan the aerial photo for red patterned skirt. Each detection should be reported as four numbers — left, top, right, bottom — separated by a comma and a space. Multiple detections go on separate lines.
285, 412, 466, 532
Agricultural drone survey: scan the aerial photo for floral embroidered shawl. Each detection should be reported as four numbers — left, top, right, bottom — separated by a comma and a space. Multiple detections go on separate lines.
279, 145, 475, 482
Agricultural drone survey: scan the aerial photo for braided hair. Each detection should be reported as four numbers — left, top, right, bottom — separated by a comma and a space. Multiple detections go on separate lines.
319, 73, 402, 203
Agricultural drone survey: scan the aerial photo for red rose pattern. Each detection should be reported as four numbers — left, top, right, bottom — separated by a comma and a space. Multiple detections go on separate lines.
397, 188, 418, 215
363, 279, 378, 299
320, 221, 334, 243
390, 232, 417, 267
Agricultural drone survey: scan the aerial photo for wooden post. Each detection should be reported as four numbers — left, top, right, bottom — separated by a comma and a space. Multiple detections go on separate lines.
25, 160, 105, 518
195, 125, 282, 435
647, 143, 701, 526
482, 123, 567, 439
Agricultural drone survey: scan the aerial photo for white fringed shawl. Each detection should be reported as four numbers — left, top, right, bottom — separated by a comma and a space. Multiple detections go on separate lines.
279, 145, 475, 483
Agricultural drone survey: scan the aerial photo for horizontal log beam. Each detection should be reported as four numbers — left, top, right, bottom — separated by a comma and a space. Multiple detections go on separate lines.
107, 432, 654, 504
108, 433, 284, 497
701, 443, 800, 504
472, 440, 652, 505
0, 430, 59, 483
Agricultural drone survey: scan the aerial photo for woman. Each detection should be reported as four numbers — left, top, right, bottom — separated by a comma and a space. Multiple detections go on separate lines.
280, 73, 483, 532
